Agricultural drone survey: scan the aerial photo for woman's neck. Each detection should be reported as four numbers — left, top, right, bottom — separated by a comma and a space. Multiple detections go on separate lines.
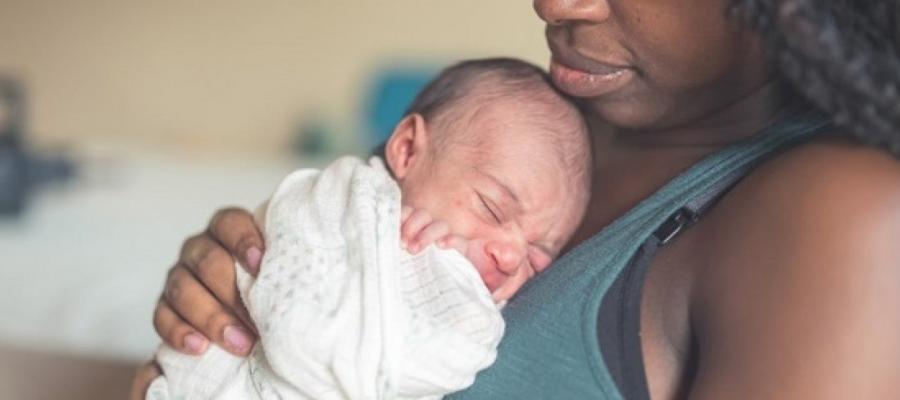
568, 80, 805, 247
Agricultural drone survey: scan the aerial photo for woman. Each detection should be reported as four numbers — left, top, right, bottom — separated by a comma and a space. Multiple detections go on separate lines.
132, 0, 900, 398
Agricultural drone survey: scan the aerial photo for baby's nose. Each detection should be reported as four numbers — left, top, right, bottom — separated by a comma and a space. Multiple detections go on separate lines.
485, 241, 524, 275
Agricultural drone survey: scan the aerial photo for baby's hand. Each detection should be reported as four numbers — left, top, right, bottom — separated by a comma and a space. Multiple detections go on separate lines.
400, 206, 467, 255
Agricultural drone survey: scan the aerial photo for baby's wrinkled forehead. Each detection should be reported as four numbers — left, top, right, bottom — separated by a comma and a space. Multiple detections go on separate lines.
435, 78, 588, 154
457, 79, 590, 177
407, 58, 585, 150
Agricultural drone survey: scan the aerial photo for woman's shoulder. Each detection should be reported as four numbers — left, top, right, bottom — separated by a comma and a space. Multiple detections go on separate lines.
684, 132, 900, 396
701, 131, 900, 277
746, 132, 900, 199
720, 132, 900, 230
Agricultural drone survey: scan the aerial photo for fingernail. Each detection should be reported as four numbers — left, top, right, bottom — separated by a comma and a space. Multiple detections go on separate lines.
224, 325, 253, 354
184, 332, 208, 354
245, 247, 262, 272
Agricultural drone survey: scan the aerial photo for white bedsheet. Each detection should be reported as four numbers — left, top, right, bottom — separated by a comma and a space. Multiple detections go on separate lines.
0, 144, 306, 361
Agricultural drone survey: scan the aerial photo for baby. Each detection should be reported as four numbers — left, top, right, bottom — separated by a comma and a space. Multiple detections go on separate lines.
148, 58, 592, 400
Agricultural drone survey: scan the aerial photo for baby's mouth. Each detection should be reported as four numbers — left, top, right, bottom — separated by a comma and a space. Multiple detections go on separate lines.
470, 258, 505, 292
461, 241, 506, 293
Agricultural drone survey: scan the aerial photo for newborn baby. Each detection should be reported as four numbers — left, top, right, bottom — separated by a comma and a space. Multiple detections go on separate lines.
148, 58, 592, 400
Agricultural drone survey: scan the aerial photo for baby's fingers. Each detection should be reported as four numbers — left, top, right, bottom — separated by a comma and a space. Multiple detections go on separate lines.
438, 234, 469, 255
408, 220, 450, 254
400, 205, 413, 224
400, 208, 433, 248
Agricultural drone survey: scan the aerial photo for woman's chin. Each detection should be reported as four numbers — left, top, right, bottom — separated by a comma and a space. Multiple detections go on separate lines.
581, 96, 673, 131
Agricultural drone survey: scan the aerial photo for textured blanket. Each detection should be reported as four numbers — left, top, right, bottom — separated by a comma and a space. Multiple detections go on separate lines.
148, 156, 503, 400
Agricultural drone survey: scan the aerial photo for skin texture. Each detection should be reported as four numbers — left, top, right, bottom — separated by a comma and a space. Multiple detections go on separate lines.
133, 1, 900, 398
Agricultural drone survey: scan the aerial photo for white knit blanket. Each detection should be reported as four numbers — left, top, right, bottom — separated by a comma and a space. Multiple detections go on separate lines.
147, 156, 504, 400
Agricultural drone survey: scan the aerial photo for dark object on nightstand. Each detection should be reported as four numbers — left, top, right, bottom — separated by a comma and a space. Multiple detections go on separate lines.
0, 78, 27, 215
0, 77, 76, 217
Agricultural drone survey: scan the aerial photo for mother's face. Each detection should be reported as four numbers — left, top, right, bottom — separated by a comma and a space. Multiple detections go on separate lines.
534, 0, 772, 130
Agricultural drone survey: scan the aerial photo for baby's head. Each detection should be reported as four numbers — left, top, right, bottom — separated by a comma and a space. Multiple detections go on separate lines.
384, 58, 592, 301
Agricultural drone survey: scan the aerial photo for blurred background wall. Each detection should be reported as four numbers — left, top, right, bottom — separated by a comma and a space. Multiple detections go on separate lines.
0, 2, 550, 399
0, 0, 548, 155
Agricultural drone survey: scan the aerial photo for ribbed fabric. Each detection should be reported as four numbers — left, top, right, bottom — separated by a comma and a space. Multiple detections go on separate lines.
447, 112, 830, 400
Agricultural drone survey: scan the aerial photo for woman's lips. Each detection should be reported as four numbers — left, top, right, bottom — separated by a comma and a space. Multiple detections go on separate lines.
549, 59, 635, 98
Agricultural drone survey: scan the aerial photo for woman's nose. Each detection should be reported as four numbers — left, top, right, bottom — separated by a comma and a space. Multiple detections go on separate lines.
533, 0, 610, 25
485, 241, 524, 275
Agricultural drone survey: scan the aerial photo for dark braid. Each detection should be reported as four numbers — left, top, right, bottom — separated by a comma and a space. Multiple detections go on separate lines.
730, 0, 900, 154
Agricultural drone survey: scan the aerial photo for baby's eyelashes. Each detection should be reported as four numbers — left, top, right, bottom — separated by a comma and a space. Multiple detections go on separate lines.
476, 193, 503, 224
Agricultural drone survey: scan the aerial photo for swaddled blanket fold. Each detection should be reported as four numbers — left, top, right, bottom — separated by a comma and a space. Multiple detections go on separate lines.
148, 156, 504, 400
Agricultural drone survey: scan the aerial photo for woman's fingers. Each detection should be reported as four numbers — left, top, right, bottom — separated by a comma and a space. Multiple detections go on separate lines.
152, 207, 261, 358
153, 296, 208, 355
129, 360, 161, 400
208, 207, 265, 275
149, 207, 262, 359
178, 233, 253, 328
160, 264, 255, 356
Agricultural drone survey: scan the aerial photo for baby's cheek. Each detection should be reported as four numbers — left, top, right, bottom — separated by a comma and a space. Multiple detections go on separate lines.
528, 248, 553, 274
508, 268, 533, 295
448, 218, 486, 244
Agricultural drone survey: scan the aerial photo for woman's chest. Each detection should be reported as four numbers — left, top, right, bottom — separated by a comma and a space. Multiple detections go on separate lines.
639, 218, 711, 399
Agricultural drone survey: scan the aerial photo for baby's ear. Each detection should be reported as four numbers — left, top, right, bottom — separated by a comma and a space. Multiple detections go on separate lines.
385, 113, 429, 180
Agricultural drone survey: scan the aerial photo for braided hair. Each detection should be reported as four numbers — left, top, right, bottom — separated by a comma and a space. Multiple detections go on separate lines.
730, 0, 900, 154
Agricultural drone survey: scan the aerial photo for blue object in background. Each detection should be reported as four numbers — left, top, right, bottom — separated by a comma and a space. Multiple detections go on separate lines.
363, 66, 438, 148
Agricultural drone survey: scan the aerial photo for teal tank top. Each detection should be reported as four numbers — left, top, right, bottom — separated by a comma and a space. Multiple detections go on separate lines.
447, 112, 831, 399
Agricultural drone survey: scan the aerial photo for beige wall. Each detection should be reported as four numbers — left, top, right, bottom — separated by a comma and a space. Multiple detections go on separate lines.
0, 1, 549, 155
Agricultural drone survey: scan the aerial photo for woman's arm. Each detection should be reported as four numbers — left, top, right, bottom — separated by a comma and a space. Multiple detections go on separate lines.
690, 141, 900, 399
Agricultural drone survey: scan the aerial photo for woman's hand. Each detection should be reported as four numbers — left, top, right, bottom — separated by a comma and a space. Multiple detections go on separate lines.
129, 361, 161, 400
154, 207, 264, 357
131, 207, 266, 398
